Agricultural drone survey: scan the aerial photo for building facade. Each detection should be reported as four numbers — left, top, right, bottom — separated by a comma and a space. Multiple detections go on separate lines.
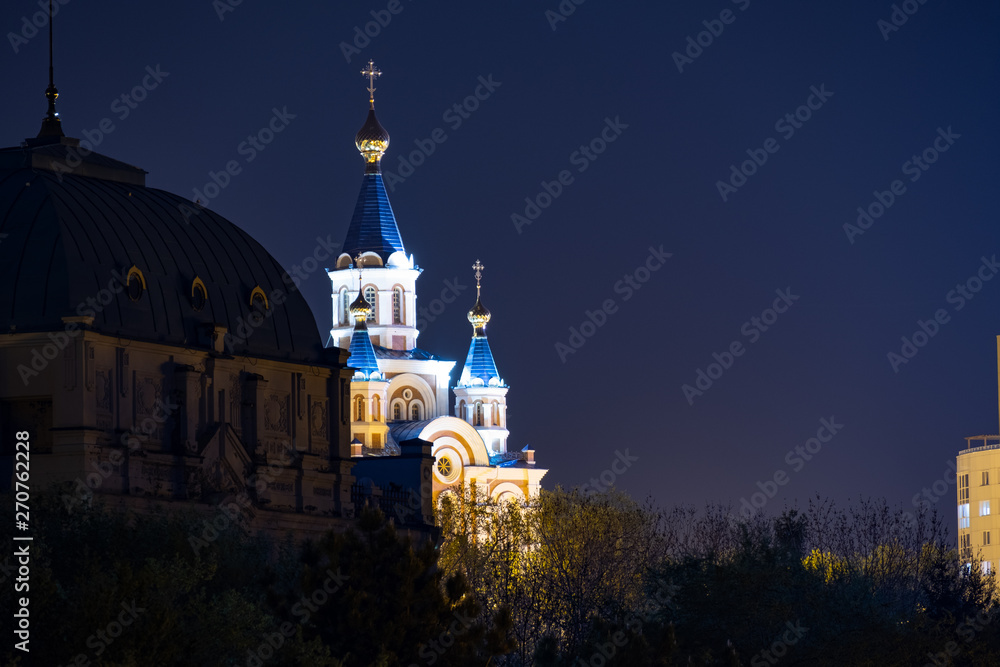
0, 67, 437, 541
956, 338, 1000, 574
330, 62, 546, 504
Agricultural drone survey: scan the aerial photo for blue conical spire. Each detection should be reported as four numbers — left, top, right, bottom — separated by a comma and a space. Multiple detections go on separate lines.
457, 260, 504, 387
341, 173, 405, 262
342, 60, 405, 263
346, 278, 381, 380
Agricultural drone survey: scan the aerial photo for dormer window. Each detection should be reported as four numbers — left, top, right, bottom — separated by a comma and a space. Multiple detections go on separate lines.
191, 277, 208, 311
250, 286, 268, 311
126, 266, 146, 302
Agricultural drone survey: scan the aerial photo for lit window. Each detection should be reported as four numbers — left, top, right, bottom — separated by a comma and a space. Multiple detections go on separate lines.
392, 287, 402, 324
191, 278, 207, 311
250, 286, 268, 311
983, 561, 992, 575
341, 288, 349, 325
959, 503, 970, 529
474, 401, 483, 426
364, 287, 376, 322
126, 265, 146, 302
981, 500, 991, 517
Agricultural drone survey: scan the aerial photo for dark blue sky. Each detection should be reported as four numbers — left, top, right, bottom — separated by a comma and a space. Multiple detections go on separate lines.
3, 0, 998, 524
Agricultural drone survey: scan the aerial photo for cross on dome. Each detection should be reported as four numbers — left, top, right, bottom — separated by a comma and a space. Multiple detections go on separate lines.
361, 60, 381, 105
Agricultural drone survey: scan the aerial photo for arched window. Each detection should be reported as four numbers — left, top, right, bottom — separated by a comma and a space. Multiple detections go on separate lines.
340, 288, 349, 325
393, 403, 401, 421
355, 396, 365, 422
458, 400, 466, 420
392, 287, 403, 324
250, 286, 269, 312
191, 277, 208, 311
492, 401, 500, 425
411, 403, 421, 420
372, 396, 381, 422
474, 401, 483, 426
126, 265, 146, 302
364, 286, 377, 322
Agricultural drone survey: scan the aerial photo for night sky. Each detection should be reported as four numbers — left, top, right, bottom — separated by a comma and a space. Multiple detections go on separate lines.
2, 0, 998, 524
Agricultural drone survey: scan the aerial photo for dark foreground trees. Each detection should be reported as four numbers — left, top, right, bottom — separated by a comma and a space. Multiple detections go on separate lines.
1, 488, 997, 666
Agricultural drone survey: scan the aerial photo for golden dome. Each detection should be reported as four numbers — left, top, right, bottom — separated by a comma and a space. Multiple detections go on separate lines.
355, 108, 389, 170
350, 291, 372, 321
468, 296, 491, 335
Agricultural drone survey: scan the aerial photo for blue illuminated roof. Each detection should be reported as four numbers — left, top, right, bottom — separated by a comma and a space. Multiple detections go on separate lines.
347, 324, 380, 379
458, 336, 504, 387
341, 173, 405, 261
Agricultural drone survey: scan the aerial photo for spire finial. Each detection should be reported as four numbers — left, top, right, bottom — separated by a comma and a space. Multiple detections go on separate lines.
37, 0, 64, 138
468, 259, 491, 336
354, 61, 389, 173
361, 59, 381, 107
472, 259, 484, 299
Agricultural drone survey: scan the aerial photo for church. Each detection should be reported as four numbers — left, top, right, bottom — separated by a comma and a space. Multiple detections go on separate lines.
331, 61, 546, 505
0, 40, 544, 540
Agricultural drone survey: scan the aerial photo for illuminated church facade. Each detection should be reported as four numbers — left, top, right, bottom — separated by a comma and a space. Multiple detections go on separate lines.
329, 62, 546, 503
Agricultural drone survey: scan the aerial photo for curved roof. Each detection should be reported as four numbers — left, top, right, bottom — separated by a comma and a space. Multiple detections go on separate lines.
0, 141, 328, 363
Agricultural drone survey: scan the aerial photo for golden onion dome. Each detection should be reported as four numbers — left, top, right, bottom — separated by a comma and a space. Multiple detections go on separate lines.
468, 296, 491, 335
355, 108, 390, 170
349, 291, 372, 321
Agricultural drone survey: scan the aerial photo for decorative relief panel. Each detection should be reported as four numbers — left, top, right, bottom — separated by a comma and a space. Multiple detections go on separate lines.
311, 399, 328, 442
264, 393, 289, 434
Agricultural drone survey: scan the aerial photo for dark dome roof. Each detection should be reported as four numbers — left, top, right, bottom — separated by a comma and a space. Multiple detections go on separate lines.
0, 139, 329, 363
